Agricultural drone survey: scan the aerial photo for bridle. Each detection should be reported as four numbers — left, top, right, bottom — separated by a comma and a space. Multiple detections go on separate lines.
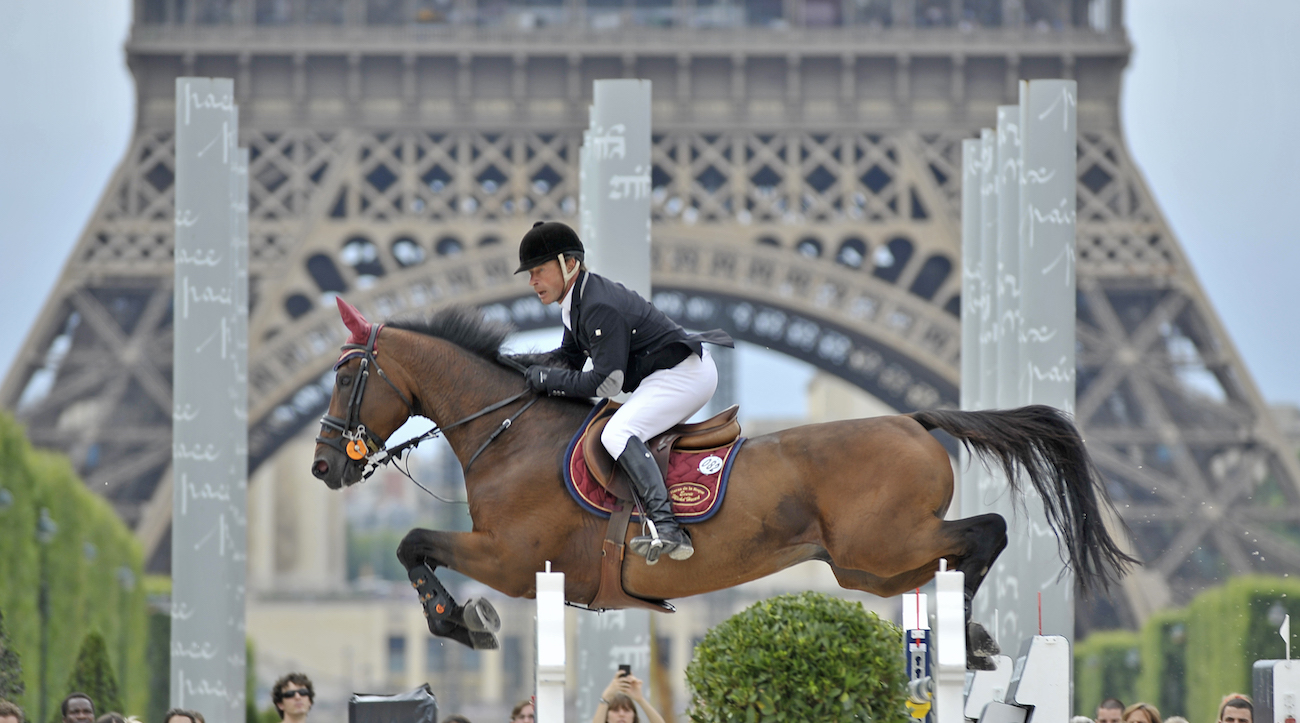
316, 323, 539, 481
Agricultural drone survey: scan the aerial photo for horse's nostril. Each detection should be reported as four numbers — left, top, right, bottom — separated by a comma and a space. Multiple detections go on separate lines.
313, 459, 330, 479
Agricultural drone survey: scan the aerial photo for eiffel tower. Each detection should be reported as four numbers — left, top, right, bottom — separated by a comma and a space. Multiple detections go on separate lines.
5, 0, 1298, 631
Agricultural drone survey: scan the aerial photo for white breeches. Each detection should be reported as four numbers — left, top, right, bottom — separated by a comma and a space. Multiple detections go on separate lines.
600, 347, 718, 459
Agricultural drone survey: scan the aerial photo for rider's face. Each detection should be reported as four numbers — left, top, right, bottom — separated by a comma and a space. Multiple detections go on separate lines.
528, 258, 576, 305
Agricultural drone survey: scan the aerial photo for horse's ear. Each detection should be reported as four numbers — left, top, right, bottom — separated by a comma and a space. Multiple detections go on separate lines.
336, 297, 370, 344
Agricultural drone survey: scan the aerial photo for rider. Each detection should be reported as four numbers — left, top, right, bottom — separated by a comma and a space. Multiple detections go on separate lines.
515, 221, 733, 563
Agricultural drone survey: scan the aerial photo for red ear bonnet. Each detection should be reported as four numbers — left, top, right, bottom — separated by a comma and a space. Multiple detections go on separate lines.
336, 297, 371, 345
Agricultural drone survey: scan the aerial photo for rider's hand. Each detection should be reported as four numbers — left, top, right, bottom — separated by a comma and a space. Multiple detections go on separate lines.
525, 365, 549, 393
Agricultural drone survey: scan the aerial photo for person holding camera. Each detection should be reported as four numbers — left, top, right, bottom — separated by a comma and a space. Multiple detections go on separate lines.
590, 668, 665, 723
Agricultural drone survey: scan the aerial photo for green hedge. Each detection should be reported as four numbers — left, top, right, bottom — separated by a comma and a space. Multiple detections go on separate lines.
1074, 629, 1141, 716
1075, 575, 1300, 719
1136, 608, 1189, 718
0, 412, 148, 719
1184, 575, 1300, 722
686, 591, 908, 723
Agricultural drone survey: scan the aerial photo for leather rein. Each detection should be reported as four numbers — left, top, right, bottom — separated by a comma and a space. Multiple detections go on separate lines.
316, 323, 539, 481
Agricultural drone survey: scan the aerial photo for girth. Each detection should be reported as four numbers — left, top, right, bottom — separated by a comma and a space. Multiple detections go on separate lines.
585, 401, 741, 612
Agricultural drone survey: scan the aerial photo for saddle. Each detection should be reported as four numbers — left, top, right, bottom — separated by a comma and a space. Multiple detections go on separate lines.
586, 401, 741, 613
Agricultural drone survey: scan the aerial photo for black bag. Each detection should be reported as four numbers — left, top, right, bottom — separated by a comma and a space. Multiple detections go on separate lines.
348, 684, 438, 723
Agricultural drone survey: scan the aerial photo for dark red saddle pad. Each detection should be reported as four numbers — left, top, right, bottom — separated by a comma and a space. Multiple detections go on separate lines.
562, 404, 743, 523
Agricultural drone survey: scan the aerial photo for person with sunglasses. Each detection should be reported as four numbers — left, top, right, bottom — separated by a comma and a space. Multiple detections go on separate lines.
272, 673, 315, 723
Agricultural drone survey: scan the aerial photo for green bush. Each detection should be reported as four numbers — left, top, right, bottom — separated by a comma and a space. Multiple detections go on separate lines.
1184, 575, 1300, 723
0, 606, 25, 700
0, 412, 148, 720
1073, 575, 1300, 721
1136, 608, 1188, 718
685, 591, 908, 723
145, 611, 170, 723
64, 632, 124, 717
1073, 629, 1141, 717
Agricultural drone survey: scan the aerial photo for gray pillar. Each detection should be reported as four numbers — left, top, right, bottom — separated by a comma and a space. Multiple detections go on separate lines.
585, 80, 653, 295
994, 105, 1022, 410
959, 138, 982, 520
171, 77, 249, 723
973, 80, 1077, 651
959, 138, 982, 415
977, 129, 997, 411
576, 79, 655, 716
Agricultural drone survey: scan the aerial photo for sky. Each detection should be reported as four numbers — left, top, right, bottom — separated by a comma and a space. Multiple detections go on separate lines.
1, 0, 1299, 419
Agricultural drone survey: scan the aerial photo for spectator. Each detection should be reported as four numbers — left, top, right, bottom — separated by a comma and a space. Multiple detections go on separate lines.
1124, 703, 1163, 723
61, 694, 95, 723
590, 670, 665, 723
189, 713, 205, 723
272, 673, 315, 723
509, 702, 534, 722
95, 715, 126, 723
0, 700, 25, 723
441, 716, 472, 723
163, 709, 196, 723
1220, 695, 1253, 723
1167, 716, 1190, 723
1097, 699, 1125, 723
1073, 717, 1096, 723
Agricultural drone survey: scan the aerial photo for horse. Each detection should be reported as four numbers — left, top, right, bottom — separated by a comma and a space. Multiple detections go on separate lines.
310, 301, 1135, 665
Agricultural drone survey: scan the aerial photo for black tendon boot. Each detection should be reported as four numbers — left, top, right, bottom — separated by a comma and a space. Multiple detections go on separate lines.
619, 436, 694, 564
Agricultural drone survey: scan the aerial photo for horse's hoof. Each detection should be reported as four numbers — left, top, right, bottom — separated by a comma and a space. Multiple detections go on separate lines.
460, 597, 501, 634
967, 652, 998, 671
968, 621, 1001, 657
468, 630, 499, 650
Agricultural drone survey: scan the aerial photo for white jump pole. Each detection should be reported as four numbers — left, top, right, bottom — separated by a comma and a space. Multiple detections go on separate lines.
934, 563, 966, 723
536, 562, 566, 722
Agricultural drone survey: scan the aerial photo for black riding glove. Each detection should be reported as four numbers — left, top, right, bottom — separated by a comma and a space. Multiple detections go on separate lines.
525, 365, 551, 394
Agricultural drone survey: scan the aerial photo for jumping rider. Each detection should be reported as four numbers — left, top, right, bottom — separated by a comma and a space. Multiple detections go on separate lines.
515, 221, 733, 563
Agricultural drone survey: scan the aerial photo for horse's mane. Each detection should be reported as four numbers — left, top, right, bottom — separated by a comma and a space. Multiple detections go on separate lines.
386, 306, 513, 362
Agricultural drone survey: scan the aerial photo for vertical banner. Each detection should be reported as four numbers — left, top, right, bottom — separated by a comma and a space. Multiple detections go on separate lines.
1019, 80, 1077, 414
994, 105, 1022, 410
576, 78, 654, 717
958, 138, 982, 519
585, 79, 653, 294
963, 81, 1077, 654
172, 77, 249, 723
976, 129, 998, 412
958, 139, 982, 414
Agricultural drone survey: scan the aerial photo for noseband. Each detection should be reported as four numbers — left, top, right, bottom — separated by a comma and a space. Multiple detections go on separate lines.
316, 322, 539, 481
316, 323, 416, 464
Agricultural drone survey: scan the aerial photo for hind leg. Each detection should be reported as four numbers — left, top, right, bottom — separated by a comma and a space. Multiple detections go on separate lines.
827, 559, 998, 669
945, 514, 1008, 667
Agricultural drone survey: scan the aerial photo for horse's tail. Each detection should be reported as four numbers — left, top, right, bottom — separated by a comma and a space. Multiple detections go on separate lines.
909, 405, 1138, 592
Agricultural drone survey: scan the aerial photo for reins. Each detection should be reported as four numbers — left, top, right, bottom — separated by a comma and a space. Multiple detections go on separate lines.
316, 323, 538, 488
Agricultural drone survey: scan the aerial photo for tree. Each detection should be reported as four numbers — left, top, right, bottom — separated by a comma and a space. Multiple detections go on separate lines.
0, 606, 24, 701
686, 591, 909, 723
63, 632, 123, 718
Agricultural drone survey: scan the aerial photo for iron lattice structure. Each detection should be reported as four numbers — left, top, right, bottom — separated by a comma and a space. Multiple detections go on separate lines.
5, 0, 1299, 629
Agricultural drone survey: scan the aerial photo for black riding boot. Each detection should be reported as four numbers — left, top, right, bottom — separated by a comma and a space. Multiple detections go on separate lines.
619, 436, 694, 564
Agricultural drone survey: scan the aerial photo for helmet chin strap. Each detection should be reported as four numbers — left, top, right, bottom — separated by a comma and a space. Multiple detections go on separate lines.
558, 252, 580, 285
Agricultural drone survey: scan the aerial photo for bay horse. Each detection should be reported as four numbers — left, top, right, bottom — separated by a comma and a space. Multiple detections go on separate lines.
311, 302, 1135, 665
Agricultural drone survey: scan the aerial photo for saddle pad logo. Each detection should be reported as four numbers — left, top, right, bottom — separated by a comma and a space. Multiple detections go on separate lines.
670, 483, 711, 506
697, 455, 724, 475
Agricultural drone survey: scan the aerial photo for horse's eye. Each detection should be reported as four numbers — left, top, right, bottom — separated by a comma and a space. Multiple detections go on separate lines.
338, 374, 353, 387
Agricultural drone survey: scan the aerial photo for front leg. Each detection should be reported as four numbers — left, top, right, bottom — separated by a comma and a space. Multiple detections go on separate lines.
399, 529, 505, 650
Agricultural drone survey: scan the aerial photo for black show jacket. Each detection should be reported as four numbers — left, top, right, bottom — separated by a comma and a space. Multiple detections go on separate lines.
532, 271, 733, 398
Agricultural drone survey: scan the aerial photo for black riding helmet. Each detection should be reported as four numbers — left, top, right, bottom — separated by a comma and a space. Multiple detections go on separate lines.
515, 221, 585, 273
